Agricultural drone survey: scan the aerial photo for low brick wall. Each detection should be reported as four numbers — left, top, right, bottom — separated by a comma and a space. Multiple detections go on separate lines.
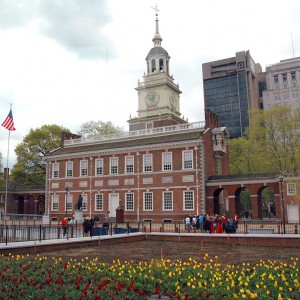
0, 234, 145, 256
145, 233, 300, 247
1, 233, 299, 256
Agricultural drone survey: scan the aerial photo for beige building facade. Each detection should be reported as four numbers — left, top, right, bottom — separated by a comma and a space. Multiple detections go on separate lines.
263, 57, 300, 110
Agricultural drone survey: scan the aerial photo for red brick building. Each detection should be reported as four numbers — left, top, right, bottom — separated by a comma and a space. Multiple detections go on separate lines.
44, 15, 230, 222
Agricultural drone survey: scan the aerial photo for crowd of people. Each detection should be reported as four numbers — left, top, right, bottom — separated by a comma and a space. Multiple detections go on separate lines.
60, 214, 103, 237
184, 213, 239, 234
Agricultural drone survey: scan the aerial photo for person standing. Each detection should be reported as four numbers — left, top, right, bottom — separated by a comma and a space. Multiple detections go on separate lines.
83, 217, 92, 237
234, 214, 239, 229
185, 215, 192, 232
62, 217, 69, 236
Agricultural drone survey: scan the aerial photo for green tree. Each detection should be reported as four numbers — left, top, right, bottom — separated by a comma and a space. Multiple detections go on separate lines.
11, 125, 69, 185
78, 120, 124, 138
249, 106, 300, 175
228, 135, 269, 174
229, 106, 300, 175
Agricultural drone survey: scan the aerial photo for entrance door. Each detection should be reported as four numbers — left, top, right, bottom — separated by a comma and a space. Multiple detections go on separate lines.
287, 204, 299, 223
109, 193, 119, 218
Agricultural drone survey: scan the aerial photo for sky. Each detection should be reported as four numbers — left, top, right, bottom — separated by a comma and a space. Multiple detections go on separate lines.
0, 0, 299, 169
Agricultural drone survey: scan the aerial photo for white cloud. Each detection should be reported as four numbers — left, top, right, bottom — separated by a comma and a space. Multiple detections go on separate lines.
0, 0, 299, 168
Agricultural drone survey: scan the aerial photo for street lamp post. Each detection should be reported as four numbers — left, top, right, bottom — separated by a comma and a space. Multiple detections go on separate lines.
278, 175, 286, 234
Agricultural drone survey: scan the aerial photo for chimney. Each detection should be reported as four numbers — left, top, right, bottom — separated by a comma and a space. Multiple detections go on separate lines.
3, 168, 9, 181
205, 109, 220, 129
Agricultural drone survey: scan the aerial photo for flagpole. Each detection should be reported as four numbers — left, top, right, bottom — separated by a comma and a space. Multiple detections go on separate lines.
4, 130, 11, 224
1, 104, 16, 224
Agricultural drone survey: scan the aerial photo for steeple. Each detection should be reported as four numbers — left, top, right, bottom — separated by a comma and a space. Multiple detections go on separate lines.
152, 6, 162, 47
128, 6, 186, 131
146, 6, 169, 75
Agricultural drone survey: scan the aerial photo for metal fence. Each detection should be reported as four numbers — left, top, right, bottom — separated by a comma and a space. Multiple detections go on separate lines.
0, 221, 299, 245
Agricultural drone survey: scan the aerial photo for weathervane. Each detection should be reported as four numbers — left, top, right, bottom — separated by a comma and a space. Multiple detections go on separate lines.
151, 5, 159, 18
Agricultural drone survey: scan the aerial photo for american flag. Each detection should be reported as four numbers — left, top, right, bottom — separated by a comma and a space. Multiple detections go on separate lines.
1, 109, 16, 131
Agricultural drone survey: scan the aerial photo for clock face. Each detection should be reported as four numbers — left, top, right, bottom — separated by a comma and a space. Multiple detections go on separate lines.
146, 91, 159, 107
169, 93, 177, 110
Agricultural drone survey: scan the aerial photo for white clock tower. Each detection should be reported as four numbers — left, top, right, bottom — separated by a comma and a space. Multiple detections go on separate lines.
128, 8, 187, 131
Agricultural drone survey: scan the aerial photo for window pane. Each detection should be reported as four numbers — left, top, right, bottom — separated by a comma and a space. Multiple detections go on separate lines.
126, 193, 134, 210
183, 150, 193, 169
143, 154, 153, 172
163, 152, 172, 171
95, 194, 103, 210
163, 191, 173, 210
126, 156, 134, 173
66, 194, 73, 211
95, 159, 103, 175
81, 160, 88, 176
110, 157, 118, 174
66, 162, 73, 177
52, 195, 59, 211
144, 192, 153, 210
52, 163, 59, 178
184, 191, 194, 210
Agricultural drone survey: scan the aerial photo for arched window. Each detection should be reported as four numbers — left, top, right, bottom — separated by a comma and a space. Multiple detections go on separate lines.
159, 59, 164, 71
151, 59, 156, 72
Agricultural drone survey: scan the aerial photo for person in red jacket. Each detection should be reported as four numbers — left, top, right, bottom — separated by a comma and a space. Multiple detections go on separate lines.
234, 214, 239, 229
62, 217, 69, 236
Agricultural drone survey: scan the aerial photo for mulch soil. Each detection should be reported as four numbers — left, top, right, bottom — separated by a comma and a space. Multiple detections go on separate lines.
40, 240, 300, 266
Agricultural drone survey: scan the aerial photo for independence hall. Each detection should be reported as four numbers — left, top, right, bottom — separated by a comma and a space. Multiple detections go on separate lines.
44, 15, 229, 222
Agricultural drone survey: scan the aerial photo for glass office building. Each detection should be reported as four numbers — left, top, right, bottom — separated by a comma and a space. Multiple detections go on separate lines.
202, 51, 263, 138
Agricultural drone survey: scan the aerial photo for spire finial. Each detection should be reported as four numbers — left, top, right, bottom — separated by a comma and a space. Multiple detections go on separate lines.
151, 5, 159, 18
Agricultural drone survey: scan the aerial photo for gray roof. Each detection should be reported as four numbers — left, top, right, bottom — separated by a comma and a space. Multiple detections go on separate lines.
147, 46, 169, 57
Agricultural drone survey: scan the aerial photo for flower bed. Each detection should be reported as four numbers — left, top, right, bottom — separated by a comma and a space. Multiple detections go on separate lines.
0, 253, 299, 299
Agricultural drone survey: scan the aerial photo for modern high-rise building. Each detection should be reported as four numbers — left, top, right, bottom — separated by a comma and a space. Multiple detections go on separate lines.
202, 51, 263, 138
262, 57, 300, 110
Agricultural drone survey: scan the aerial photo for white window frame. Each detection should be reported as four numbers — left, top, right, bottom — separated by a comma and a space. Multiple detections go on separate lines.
162, 152, 172, 171
66, 161, 73, 178
51, 194, 59, 211
287, 183, 296, 195
125, 192, 134, 211
163, 191, 173, 211
80, 160, 88, 176
143, 192, 153, 211
66, 193, 73, 212
110, 157, 118, 174
95, 194, 103, 211
143, 154, 153, 172
183, 190, 194, 210
182, 150, 193, 170
95, 158, 103, 176
125, 156, 134, 174
52, 163, 59, 178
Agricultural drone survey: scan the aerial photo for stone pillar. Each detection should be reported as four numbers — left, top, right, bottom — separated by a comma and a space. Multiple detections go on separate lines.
74, 210, 84, 224
42, 215, 50, 225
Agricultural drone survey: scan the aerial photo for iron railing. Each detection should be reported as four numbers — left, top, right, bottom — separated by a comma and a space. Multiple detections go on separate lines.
0, 221, 299, 245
